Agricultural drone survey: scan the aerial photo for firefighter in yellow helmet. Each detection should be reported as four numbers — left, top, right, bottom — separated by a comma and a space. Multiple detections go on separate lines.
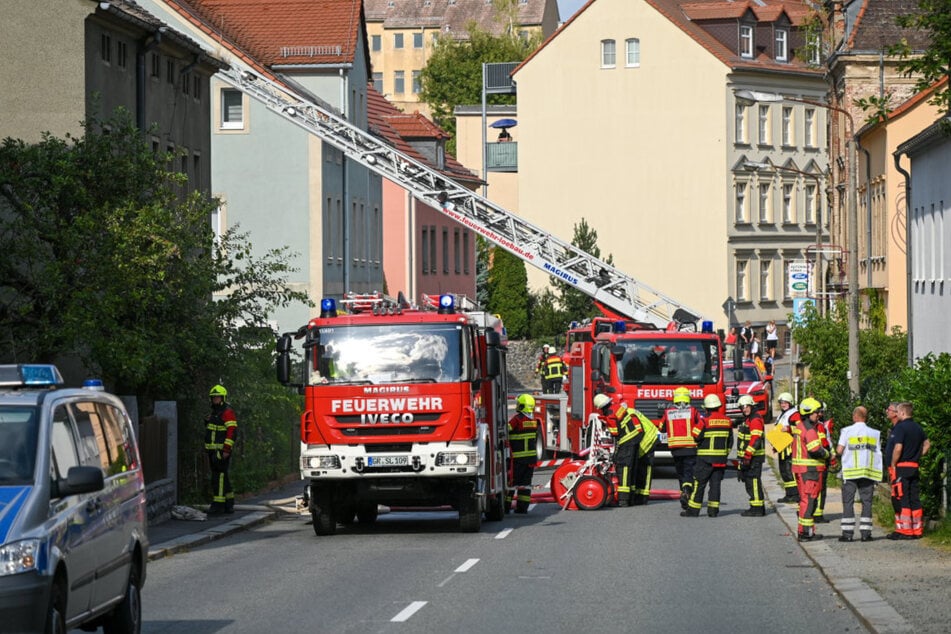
792, 397, 830, 541
658, 387, 700, 509
683, 394, 733, 517
205, 384, 238, 514
507, 394, 539, 514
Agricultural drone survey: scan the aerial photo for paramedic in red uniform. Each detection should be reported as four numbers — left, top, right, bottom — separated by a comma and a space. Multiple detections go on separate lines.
885, 402, 930, 539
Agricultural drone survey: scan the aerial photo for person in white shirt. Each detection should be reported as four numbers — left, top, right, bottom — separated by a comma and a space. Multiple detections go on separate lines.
836, 406, 883, 542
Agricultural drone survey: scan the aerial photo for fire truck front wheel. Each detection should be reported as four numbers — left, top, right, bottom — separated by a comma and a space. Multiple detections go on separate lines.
312, 506, 336, 536
458, 492, 482, 533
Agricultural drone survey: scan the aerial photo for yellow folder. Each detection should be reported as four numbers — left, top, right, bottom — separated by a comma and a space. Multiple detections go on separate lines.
766, 427, 793, 453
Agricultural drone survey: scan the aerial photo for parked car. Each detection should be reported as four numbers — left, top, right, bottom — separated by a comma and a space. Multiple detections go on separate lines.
0, 364, 147, 633
724, 359, 773, 423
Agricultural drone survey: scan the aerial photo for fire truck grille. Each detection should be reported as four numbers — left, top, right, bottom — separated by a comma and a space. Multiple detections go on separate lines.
634, 400, 666, 420
339, 426, 436, 436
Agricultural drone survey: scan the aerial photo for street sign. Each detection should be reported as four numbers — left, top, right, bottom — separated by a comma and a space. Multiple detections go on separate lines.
788, 260, 811, 299
792, 297, 815, 323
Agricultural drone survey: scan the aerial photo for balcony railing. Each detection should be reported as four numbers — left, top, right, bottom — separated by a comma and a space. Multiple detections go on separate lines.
486, 141, 517, 172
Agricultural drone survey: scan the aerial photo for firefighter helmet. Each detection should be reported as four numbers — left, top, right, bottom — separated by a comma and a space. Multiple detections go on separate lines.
738, 395, 756, 408
703, 394, 722, 409
593, 393, 612, 411
799, 397, 822, 416
516, 393, 535, 415
209, 384, 228, 398
778, 392, 794, 404
542, 344, 550, 352
672, 387, 691, 405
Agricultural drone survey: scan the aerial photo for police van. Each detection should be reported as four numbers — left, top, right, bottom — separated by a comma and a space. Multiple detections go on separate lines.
0, 364, 147, 633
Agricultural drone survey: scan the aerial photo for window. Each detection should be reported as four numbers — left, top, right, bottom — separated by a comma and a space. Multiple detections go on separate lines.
740, 25, 753, 58
429, 225, 437, 273
760, 259, 772, 301
394, 33, 404, 49
783, 260, 793, 299
735, 104, 748, 144
421, 227, 429, 274
735, 181, 748, 223
221, 89, 244, 129
117, 40, 127, 68
182, 72, 190, 95
758, 105, 770, 145
736, 260, 749, 301
463, 230, 470, 274
373, 72, 383, 93
775, 29, 788, 61
371, 34, 381, 51
805, 183, 817, 224
394, 71, 405, 94
782, 107, 793, 146
625, 38, 640, 67
454, 228, 461, 273
150, 53, 160, 78
193, 153, 201, 191
442, 228, 449, 274
193, 75, 201, 100
601, 39, 616, 68
166, 59, 175, 84
51, 406, 80, 480
412, 70, 421, 94
782, 183, 795, 223
808, 33, 822, 65
414, 32, 423, 48
804, 108, 816, 147
759, 182, 771, 224
100, 33, 112, 63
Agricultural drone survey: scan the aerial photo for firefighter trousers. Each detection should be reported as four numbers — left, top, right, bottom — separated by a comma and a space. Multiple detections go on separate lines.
794, 471, 821, 536
632, 450, 654, 504
613, 441, 638, 506
777, 448, 799, 499
507, 458, 535, 513
815, 463, 829, 520
741, 457, 765, 510
208, 451, 234, 512
672, 452, 697, 509
687, 460, 724, 513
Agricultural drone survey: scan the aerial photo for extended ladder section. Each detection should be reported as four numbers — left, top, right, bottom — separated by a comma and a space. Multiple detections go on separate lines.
217, 66, 705, 328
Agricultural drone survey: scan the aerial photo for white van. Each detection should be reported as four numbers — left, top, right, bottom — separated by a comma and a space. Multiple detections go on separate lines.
0, 364, 148, 633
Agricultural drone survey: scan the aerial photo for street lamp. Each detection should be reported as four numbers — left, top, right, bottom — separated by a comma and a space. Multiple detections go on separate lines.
735, 90, 860, 395
742, 160, 827, 315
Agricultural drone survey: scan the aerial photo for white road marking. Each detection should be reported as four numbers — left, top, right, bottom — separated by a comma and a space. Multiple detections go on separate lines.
495, 528, 514, 539
455, 558, 479, 573
391, 601, 427, 622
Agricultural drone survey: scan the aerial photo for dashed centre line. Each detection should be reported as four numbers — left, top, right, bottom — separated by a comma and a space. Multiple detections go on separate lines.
455, 558, 480, 573
495, 528, 514, 539
391, 601, 427, 622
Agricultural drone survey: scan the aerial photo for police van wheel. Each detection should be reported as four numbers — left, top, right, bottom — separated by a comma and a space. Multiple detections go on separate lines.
45, 577, 66, 634
312, 507, 336, 536
103, 561, 141, 634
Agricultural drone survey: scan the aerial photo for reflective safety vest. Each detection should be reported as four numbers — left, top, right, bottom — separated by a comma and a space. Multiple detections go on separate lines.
694, 414, 732, 459
615, 408, 644, 447
792, 419, 828, 473
543, 354, 565, 380
508, 412, 539, 459
838, 422, 883, 481
660, 406, 699, 451
737, 413, 766, 459
205, 404, 238, 452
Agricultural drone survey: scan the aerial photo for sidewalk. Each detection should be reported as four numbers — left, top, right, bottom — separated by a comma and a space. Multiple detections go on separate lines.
146, 477, 307, 562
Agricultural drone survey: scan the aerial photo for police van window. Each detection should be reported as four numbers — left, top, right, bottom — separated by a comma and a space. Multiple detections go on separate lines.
0, 406, 37, 483
72, 402, 109, 473
96, 402, 134, 474
51, 404, 81, 481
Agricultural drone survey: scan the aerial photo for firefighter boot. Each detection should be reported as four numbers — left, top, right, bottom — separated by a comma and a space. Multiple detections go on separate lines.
707, 508, 719, 518
838, 532, 854, 542
860, 531, 873, 542
631, 494, 647, 506
680, 508, 700, 517
617, 492, 631, 507
741, 508, 766, 517
680, 484, 692, 510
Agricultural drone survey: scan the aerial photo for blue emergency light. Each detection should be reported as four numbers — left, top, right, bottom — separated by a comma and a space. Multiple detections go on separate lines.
320, 298, 337, 318
701, 320, 714, 333
438, 294, 455, 314
0, 364, 65, 388
613, 320, 626, 333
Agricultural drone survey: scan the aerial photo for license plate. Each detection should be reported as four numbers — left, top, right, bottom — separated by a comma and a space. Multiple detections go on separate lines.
368, 455, 408, 467
658, 432, 668, 444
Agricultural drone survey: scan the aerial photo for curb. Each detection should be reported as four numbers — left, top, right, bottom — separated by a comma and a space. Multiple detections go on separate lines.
764, 461, 914, 633
147, 506, 280, 562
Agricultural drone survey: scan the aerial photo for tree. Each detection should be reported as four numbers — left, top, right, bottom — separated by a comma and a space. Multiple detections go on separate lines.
0, 109, 309, 407
419, 23, 540, 151
555, 219, 614, 322
892, 0, 951, 115
486, 246, 529, 338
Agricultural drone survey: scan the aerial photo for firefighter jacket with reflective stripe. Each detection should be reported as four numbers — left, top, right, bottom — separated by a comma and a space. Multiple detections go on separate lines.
543, 354, 565, 380
838, 422, 883, 481
508, 412, 538, 459
737, 413, 766, 459
659, 406, 699, 452
205, 404, 238, 452
792, 418, 828, 473
634, 410, 659, 457
693, 413, 732, 461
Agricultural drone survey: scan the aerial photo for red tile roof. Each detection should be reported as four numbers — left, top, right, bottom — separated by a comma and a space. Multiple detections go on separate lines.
365, 0, 551, 39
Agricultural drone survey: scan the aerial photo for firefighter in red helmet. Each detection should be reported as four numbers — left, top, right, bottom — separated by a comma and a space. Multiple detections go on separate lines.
507, 394, 539, 514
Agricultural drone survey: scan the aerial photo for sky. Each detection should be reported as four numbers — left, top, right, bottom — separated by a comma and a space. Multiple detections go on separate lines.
557, 0, 586, 21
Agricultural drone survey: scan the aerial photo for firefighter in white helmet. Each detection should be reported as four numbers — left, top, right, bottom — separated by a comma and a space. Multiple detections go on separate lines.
683, 394, 732, 517
736, 394, 766, 516
773, 392, 800, 503
507, 394, 539, 514
595, 393, 657, 506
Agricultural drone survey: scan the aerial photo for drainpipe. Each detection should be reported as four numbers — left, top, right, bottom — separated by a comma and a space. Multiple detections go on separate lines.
862, 144, 872, 289
340, 68, 351, 294
135, 29, 164, 131
892, 150, 913, 366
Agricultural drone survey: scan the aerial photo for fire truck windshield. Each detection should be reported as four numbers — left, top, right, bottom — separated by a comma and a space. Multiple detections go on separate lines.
613, 338, 719, 386
309, 324, 465, 385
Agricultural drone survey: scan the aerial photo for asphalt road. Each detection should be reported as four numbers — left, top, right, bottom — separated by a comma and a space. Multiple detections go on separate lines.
136, 466, 866, 634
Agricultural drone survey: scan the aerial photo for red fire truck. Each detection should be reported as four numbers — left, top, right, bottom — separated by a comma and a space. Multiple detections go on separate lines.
276, 293, 510, 535
535, 317, 725, 459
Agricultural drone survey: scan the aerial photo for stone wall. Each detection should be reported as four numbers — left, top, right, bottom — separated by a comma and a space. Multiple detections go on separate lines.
506, 340, 545, 393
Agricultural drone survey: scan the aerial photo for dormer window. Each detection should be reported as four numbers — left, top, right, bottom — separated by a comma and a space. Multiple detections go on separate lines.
775, 28, 788, 62
740, 25, 753, 58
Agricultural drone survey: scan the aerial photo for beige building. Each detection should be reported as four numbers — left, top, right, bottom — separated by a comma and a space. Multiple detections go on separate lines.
507, 0, 826, 335
365, 0, 559, 115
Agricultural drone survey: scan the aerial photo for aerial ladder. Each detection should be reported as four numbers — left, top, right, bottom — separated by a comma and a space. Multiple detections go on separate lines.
217, 66, 706, 329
